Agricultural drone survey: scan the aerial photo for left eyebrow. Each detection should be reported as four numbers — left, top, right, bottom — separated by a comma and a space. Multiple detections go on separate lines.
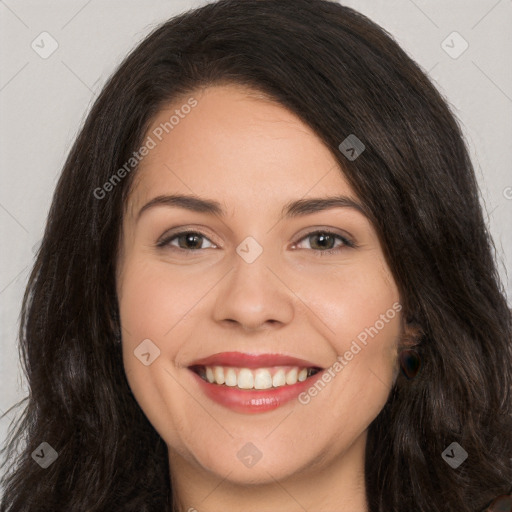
280, 195, 369, 220
136, 193, 369, 222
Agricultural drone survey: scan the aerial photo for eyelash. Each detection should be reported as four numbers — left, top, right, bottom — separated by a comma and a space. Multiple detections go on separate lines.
156, 229, 356, 256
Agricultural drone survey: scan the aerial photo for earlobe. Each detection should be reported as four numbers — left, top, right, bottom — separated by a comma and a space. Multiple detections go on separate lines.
398, 349, 422, 380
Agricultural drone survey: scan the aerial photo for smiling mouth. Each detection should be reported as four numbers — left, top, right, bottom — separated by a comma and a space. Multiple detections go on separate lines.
189, 365, 322, 390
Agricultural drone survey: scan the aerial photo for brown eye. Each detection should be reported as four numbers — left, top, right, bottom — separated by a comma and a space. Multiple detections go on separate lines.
293, 230, 355, 256
157, 231, 216, 251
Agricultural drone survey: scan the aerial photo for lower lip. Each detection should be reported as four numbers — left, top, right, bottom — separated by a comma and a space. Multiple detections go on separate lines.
189, 368, 325, 414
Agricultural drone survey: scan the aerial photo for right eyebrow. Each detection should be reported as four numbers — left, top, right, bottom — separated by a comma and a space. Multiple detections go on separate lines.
137, 194, 224, 221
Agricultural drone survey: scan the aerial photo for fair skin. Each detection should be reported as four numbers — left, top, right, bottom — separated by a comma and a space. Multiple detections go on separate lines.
116, 83, 403, 512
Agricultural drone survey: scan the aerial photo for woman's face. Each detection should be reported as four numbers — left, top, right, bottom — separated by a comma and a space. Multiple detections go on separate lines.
116, 84, 403, 490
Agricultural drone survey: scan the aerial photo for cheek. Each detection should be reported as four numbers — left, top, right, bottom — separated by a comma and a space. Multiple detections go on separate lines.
118, 257, 204, 342
117, 259, 184, 397
297, 261, 401, 348
296, 262, 401, 410
117, 256, 217, 400
117, 258, 196, 446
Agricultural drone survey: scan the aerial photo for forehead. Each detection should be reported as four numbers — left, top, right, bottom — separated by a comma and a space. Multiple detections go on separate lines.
126, 84, 358, 218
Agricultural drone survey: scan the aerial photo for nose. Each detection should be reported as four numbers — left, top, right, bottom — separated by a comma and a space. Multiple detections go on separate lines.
212, 250, 295, 332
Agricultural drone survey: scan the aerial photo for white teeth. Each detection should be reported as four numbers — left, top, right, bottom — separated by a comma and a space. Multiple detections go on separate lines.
254, 369, 273, 389
224, 368, 237, 387
237, 369, 254, 389
213, 366, 225, 385
199, 365, 318, 390
285, 368, 298, 385
272, 369, 286, 387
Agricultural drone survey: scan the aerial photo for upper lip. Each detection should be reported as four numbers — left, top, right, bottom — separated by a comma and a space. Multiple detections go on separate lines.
188, 351, 324, 369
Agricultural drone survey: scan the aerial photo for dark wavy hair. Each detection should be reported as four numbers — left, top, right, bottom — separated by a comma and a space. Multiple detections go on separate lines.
1, 0, 511, 510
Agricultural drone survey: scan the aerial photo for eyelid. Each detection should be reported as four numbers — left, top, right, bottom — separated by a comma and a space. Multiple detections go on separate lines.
291, 226, 356, 248
156, 225, 221, 248
291, 230, 356, 256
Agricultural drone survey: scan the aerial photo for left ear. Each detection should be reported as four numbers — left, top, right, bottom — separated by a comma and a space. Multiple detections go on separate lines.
391, 315, 424, 384
398, 311, 424, 350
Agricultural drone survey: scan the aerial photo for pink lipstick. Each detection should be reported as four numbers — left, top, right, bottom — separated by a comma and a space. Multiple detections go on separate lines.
188, 351, 325, 414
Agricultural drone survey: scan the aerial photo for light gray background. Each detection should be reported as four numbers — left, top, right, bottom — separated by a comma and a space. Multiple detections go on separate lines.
1, 0, 511, 451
